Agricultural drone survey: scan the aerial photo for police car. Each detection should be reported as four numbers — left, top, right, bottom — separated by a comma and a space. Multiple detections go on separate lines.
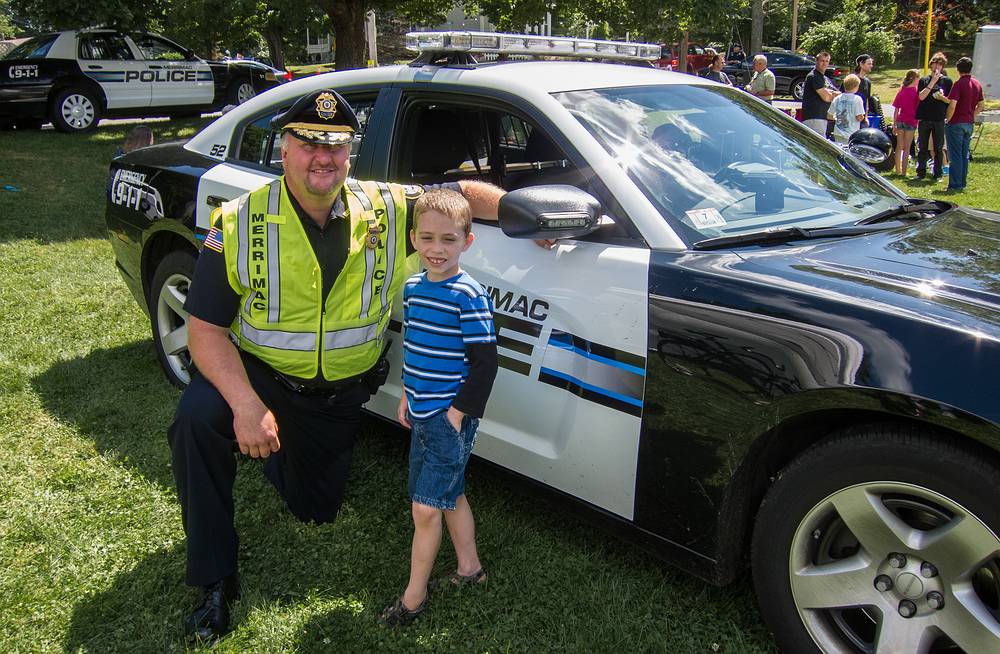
0, 29, 286, 132
105, 32, 1000, 653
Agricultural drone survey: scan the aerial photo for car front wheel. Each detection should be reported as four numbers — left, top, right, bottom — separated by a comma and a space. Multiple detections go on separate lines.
150, 250, 197, 388
752, 426, 1000, 653
52, 87, 100, 132
791, 78, 805, 101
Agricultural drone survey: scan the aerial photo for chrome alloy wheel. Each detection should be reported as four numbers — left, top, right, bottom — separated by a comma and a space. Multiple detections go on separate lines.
237, 81, 255, 104
155, 271, 193, 385
61, 93, 96, 130
789, 482, 1000, 653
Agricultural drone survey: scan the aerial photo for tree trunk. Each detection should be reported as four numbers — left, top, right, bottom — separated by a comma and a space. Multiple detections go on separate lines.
262, 26, 285, 70
751, 0, 763, 56
680, 31, 689, 73
315, 0, 368, 70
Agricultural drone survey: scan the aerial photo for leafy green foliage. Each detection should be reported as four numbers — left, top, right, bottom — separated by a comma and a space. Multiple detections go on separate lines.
800, 11, 900, 64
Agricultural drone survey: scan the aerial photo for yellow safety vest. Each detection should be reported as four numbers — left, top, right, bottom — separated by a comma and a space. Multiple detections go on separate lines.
216, 177, 413, 380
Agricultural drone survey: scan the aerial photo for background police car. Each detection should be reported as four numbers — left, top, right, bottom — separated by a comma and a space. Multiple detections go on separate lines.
0, 29, 284, 132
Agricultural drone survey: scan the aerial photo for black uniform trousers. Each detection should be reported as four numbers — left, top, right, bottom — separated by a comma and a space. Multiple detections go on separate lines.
168, 353, 370, 587
916, 120, 946, 178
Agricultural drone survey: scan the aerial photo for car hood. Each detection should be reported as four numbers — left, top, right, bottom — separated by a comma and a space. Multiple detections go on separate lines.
739, 206, 1000, 334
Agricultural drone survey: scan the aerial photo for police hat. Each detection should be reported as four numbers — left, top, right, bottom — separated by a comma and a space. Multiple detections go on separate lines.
271, 89, 360, 146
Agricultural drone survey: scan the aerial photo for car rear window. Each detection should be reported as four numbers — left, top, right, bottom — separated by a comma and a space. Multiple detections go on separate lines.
4, 34, 58, 60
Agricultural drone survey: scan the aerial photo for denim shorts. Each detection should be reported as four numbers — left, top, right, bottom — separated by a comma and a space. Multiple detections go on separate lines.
408, 411, 479, 510
896, 121, 917, 131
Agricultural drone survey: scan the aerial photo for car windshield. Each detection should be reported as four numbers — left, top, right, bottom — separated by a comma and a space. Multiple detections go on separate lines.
4, 34, 58, 60
553, 84, 903, 245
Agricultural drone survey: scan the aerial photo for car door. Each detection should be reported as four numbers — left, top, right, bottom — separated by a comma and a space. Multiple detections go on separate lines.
766, 53, 794, 92
366, 92, 650, 520
194, 90, 379, 230
77, 32, 150, 109
129, 33, 213, 107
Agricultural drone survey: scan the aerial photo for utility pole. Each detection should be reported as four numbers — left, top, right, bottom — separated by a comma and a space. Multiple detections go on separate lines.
365, 9, 377, 67
791, 0, 799, 52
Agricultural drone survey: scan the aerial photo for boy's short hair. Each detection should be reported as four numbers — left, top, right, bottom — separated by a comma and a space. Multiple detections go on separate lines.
843, 73, 860, 92
956, 57, 973, 74
413, 188, 472, 235
930, 51, 947, 66
816, 51, 831, 60
124, 126, 154, 153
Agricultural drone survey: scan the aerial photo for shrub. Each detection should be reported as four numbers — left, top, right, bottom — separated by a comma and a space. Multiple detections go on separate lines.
800, 11, 900, 65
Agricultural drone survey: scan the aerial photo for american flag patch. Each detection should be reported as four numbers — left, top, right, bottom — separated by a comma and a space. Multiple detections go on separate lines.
204, 227, 224, 253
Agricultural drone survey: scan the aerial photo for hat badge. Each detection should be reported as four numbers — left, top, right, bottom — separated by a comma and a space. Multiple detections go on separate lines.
315, 92, 338, 121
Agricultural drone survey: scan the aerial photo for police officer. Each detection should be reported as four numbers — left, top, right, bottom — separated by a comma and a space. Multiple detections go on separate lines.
168, 89, 505, 641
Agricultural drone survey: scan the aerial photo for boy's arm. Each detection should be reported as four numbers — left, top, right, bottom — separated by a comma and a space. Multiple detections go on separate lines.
450, 343, 498, 420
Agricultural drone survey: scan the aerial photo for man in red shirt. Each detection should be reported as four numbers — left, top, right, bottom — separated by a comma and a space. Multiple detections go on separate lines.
945, 57, 985, 191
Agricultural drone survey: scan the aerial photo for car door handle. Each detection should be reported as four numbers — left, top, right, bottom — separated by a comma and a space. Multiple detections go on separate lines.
206, 195, 226, 207
87, 65, 103, 69
149, 65, 162, 69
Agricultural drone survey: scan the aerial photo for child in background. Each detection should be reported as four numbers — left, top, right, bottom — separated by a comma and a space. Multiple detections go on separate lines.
114, 126, 154, 157
828, 74, 866, 144
892, 70, 921, 176
381, 189, 498, 627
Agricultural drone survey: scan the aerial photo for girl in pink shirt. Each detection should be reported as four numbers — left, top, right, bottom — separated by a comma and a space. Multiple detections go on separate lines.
892, 70, 920, 175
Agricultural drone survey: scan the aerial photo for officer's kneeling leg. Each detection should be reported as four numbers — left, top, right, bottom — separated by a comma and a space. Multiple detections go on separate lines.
262, 384, 371, 525
168, 371, 241, 586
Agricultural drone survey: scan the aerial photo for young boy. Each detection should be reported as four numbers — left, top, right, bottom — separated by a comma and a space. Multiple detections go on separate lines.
381, 188, 498, 626
828, 74, 866, 144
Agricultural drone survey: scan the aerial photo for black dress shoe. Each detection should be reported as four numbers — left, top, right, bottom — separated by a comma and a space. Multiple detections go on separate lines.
185, 574, 239, 642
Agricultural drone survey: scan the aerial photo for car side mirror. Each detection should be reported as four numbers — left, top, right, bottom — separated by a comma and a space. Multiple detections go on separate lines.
498, 185, 601, 240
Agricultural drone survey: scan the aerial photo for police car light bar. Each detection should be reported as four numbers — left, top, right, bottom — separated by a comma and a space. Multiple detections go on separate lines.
405, 31, 661, 62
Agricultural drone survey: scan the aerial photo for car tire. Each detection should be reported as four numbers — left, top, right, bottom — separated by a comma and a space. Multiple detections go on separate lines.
150, 250, 197, 388
791, 77, 805, 101
228, 78, 256, 105
752, 425, 1000, 653
51, 87, 100, 133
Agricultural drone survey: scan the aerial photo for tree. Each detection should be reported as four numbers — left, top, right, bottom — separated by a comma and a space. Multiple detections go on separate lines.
8, 0, 165, 32
310, 0, 455, 70
800, 9, 901, 64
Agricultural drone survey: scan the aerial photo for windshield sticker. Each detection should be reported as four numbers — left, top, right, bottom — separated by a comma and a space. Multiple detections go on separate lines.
686, 208, 726, 229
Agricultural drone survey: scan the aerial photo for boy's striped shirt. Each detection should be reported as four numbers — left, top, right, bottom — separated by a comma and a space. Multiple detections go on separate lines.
402, 271, 496, 419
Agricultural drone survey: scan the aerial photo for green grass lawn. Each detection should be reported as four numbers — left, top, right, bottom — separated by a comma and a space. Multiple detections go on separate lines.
0, 121, 775, 652
2, 113, 998, 653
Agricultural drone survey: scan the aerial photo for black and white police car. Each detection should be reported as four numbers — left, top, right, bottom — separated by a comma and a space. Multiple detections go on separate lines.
0, 28, 287, 132
106, 32, 1000, 653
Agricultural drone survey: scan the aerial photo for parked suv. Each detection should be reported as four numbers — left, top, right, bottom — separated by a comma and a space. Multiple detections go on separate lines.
655, 42, 715, 72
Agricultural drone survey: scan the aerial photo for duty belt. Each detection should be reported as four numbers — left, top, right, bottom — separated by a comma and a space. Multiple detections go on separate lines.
272, 369, 366, 396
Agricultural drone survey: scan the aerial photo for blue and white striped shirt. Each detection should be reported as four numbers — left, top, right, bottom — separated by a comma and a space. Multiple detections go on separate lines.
402, 271, 497, 419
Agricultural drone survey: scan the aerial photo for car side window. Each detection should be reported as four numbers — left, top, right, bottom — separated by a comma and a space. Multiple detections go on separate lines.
78, 34, 134, 61
132, 34, 187, 61
393, 99, 631, 241
235, 96, 375, 171
768, 54, 789, 66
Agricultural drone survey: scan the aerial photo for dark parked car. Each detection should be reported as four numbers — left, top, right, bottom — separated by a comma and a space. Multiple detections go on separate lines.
724, 50, 842, 100
0, 29, 288, 132
106, 31, 1000, 653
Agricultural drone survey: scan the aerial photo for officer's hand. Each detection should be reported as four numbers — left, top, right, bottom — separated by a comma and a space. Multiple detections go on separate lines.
397, 395, 411, 429
534, 239, 557, 250
233, 400, 281, 459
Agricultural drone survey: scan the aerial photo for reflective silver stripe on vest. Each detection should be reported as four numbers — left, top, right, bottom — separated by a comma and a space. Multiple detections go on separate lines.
264, 182, 282, 322
375, 182, 398, 312
346, 180, 377, 319
236, 196, 249, 289
244, 290, 255, 315
322, 316, 386, 350
240, 322, 317, 351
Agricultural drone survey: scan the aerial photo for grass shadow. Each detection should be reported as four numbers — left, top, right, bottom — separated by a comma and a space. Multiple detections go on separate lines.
31, 342, 181, 489
0, 118, 213, 244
